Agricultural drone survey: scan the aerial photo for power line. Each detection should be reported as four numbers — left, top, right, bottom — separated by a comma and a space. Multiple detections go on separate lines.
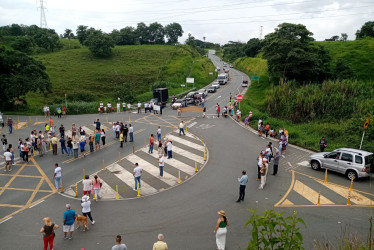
37, 0, 47, 28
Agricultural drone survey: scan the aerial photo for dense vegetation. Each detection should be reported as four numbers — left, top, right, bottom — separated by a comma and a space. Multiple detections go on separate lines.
233, 36, 374, 152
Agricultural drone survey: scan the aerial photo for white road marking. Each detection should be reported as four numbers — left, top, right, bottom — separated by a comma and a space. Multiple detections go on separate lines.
297, 161, 310, 167
29, 200, 45, 208
215, 95, 221, 100
281, 155, 285, 158
107, 163, 157, 195
287, 162, 292, 167
141, 147, 196, 175
172, 146, 204, 164
127, 154, 178, 186
0, 217, 13, 224
187, 122, 197, 128
166, 135, 205, 151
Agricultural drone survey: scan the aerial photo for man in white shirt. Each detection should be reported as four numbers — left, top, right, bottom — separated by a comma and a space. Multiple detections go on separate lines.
158, 155, 165, 177
166, 141, 172, 159
116, 103, 120, 113
53, 163, 62, 191
3, 149, 12, 172
144, 103, 148, 113
133, 163, 142, 191
157, 126, 161, 141
115, 123, 121, 139
178, 121, 185, 136
127, 103, 131, 112
129, 124, 134, 142
122, 102, 126, 112
137, 102, 141, 114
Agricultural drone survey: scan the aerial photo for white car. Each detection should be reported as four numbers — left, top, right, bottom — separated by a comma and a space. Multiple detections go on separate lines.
212, 82, 220, 89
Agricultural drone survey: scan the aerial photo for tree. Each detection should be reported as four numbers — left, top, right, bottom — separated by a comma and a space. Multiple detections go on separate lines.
84, 29, 115, 57
355, 21, 374, 39
334, 58, 354, 80
136, 22, 150, 44
0, 47, 51, 109
33, 28, 62, 52
11, 36, 34, 54
262, 23, 330, 84
148, 22, 165, 44
325, 35, 339, 41
244, 38, 262, 57
76, 25, 89, 45
185, 33, 196, 47
63, 28, 75, 48
165, 22, 183, 44
118, 27, 138, 45
340, 33, 348, 41
222, 41, 245, 61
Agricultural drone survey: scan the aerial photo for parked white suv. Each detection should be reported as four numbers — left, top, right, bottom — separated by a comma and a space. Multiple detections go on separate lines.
309, 148, 373, 180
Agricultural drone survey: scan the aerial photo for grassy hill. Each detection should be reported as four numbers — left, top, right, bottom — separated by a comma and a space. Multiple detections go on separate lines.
317, 37, 374, 81
233, 39, 374, 152
22, 42, 215, 114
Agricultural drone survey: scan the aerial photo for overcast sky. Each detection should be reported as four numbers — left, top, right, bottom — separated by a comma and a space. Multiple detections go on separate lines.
1, 0, 373, 44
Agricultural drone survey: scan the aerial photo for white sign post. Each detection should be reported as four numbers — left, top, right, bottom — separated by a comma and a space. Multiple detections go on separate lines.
186, 77, 195, 88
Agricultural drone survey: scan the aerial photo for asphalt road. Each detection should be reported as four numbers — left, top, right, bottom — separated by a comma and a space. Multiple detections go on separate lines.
0, 55, 373, 250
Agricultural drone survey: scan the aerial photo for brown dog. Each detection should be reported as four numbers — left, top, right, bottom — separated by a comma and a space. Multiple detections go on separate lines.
75, 214, 89, 231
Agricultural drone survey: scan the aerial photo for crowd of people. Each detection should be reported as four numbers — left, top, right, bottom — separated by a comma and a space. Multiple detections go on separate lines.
98, 100, 162, 115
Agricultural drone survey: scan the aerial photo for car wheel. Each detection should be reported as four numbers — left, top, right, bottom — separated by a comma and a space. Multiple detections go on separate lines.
311, 161, 320, 170
346, 170, 358, 181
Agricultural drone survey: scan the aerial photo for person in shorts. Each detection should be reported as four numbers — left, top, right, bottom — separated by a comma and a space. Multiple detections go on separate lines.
82, 175, 92, 196
63, 204, 76, 240
79, 138, 86, 157
4, 149, 12, 172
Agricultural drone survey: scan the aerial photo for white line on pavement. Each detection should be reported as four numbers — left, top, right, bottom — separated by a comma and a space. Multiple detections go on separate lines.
166, 135, 205, 151
172, 146, 204, 164
187, 122, 197, 128
0, 217, 13, 224
29, 200, 45, 208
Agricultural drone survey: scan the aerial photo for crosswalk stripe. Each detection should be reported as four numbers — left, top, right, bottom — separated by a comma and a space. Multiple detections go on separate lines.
172, 146, 204, 164
140, 147, 196, 175
293, 180, 334, 205
82, 126, 94, 135
315, 179, 374, 205
297, 161, 310, 167
107, 163, 157, 195
187, 122, 197, 128
126, 154, 178, 186
166, 135, 205, 151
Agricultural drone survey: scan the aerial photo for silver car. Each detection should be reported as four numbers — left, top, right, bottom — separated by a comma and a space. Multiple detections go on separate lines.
309, 148, 373, 180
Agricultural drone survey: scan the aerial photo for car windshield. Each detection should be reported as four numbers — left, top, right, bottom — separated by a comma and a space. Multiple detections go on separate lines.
218, 76, 225, 79
326, 152, 341, 159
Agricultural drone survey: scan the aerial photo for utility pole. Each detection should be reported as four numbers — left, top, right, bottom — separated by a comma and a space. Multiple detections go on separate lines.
38, 0, 47, 28
259, 26, 263, 40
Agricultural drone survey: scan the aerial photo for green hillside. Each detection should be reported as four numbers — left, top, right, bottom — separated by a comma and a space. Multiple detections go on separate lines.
317, 37, 374, 81
23, 43, 215, 113
233, 39, 374, 152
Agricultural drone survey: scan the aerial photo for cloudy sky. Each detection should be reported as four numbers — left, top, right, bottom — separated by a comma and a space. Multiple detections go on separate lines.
1, 0, 373, 44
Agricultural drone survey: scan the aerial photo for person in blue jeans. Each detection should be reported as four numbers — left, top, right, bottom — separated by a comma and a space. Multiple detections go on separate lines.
63, 204, 76, 240
54, 163, 62, 191
129, 124, 134, 142
60, 136, 68, 155
157, 126, 161, 141
148, 134, 154, 154
7, 118, 13, 134
133, 163, 142, 191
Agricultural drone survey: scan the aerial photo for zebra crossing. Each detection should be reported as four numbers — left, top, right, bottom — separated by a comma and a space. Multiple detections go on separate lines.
63, 131, 207, 200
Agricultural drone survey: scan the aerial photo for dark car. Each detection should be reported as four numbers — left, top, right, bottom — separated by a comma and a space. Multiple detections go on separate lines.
184, 91, 199, 104
207, 86, 216, 93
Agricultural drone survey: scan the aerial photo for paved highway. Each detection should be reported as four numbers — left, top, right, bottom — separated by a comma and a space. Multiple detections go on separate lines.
0, 55, 373, 249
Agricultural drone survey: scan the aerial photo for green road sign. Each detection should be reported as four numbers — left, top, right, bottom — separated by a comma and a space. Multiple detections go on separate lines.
251, 76, 260, 81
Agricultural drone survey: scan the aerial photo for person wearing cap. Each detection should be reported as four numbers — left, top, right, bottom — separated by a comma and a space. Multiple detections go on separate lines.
236, 170, 248, 202
152, 233, 168, 250
81, 195, 95, 227
51, 135, 58, 155
214, 210, 229, 250
259, 158, 269, 189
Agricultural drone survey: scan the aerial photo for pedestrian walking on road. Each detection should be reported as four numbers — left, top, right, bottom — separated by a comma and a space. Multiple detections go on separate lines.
256, 152, 264, 180
79, 138, 86, 157
92, 175, 102, 201
1, 135, 8, 152
158, 154, 165, 177
319, 137, 327, 152
129, 124, 134, 142
62, 204, 76, 240
40, 217, 59, 250
60, 136, 68, 155
71, 124, 77, 140
94, 118, 101, 131
123, 124, 128, 142
153, 233, 168, 250
9, 144, 15, 165
133, 163, 142, 191
3, 149, 12, 172
72, 140, 79, 158
101, 129, 106, 146
166, 140, 172, 159
54, 163, 62, 191
137, 102, 141, 114
149, 134, 154, 154
95, 129, 101, 151
259, 159, 268, 190
216, 104, 221, 118
236, 170, 248, 202
179, 121, 185, 136
89, 134, 94, 152
120, 132, 124, 148
272, 149, 280, 175
214, 210, 229, 250
59, 124, 65, 138
112, 235, 127, 250
7, 118, 13, 134
81, 195, 95, 228
51, 135, 58, 155
157, 126, 161, 141
158, 140, 163, 156
83, 175, 92, 196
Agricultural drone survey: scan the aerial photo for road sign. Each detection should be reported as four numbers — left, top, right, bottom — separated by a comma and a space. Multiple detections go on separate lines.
186, 77, 194, 83
181, 84, 185, 87
237, 94, 243, 101
364, 117, 370, 130
251, 76, 260, 81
